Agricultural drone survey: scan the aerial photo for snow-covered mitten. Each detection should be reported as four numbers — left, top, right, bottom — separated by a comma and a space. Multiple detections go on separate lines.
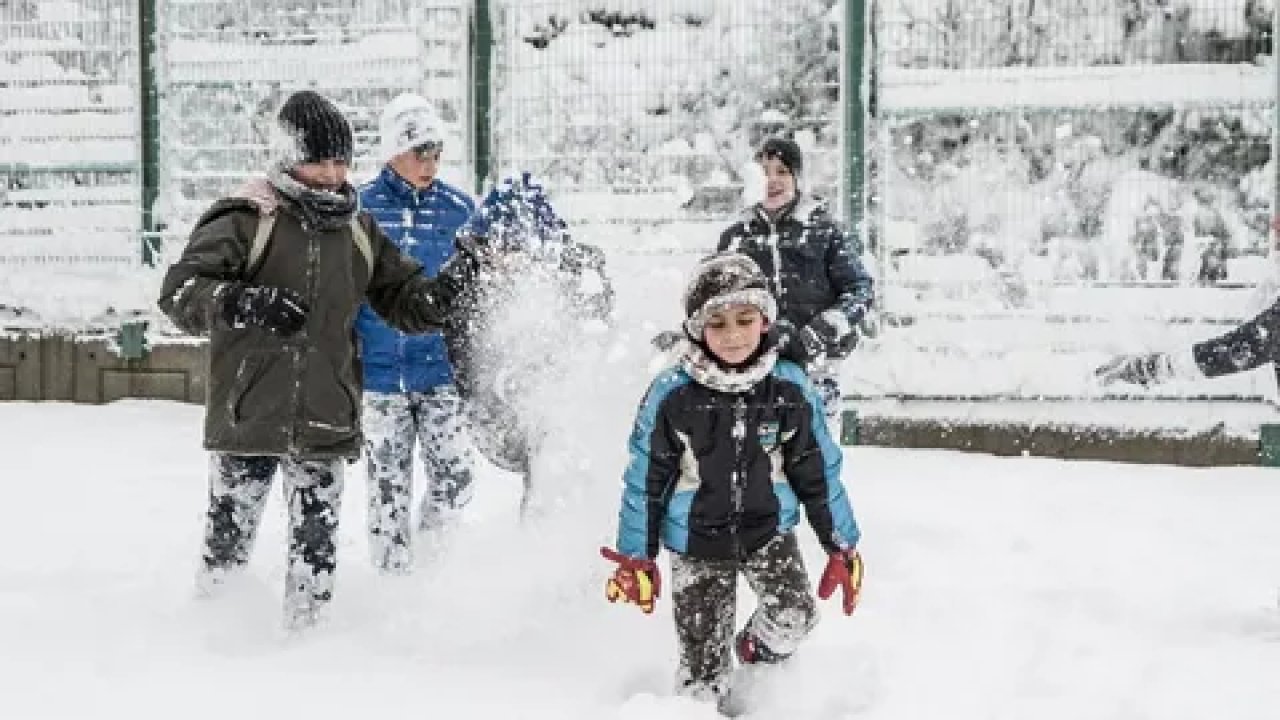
600, 546, 660, 614
771, 319, 821, 366
801, 308, 857, 357
219, 283, 308, 336
1094, 351, 1173, 387
816, 548, 863, 615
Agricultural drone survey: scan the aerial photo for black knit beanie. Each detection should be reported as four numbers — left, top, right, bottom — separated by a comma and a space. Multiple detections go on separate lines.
275, 90, 354, 166
756, 137, 804, 179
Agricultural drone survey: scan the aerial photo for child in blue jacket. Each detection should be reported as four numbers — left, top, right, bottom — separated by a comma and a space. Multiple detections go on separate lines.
355, 93, 476, 573
600, 252, 863, 706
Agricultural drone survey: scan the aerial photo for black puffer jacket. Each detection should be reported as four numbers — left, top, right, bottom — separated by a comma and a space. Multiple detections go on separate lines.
718, 195, 874, 359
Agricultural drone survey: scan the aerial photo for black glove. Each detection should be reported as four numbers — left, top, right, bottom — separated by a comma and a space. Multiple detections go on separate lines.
436, 240, 490, 304
803, 309, 858, 357
651, 330, 684, 351
772, 318, 824, 365
220, 283, 308, 336
1094, 352, 1173, 387
455, 233, 496, 266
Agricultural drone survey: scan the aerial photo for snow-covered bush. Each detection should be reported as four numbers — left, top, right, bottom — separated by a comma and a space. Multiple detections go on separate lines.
493, 0, 842, 220
881, 103, 1272, 288
881, 0, 1273, 68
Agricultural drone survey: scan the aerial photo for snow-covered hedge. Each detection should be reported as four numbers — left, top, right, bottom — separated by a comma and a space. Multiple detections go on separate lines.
492, 0, 843, 221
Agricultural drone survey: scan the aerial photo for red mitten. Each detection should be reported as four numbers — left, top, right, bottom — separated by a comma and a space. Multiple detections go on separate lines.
817, 548, 863, 615
600, 547, 660, 614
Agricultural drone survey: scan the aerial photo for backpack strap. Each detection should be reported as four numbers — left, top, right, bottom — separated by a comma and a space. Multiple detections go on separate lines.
246, 212, 277, 278
349, 216, 374, 273
244, 212, 374, 278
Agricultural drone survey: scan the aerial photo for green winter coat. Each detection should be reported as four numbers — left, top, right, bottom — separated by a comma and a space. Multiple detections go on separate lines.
158, 188, 466, 459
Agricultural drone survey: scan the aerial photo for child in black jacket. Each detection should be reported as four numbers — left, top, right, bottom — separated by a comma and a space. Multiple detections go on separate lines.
601, 252, 863, 707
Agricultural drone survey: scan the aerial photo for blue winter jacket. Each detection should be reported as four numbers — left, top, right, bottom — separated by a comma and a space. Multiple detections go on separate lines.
355, 168, 475, 393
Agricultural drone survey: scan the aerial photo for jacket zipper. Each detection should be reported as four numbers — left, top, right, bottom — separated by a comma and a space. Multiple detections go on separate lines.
289, 222, 320, 453
755, 208, 784, 299
730, 395, 748, 560
398, 204, 416, 392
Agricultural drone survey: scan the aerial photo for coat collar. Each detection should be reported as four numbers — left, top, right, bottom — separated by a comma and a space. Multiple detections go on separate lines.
740, 192, 826, 227
676, 339, 778, 394
377, 165, 433, 205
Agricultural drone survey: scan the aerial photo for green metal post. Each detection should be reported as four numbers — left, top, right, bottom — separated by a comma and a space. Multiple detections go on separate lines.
1273, 1, 1279, 263
840, 408, 860, 446
1260, 424, 1280, 466
116, 320, 150, 361
139, 0, 161, 266
844, 0, 866, 244
473, 0, 493, 194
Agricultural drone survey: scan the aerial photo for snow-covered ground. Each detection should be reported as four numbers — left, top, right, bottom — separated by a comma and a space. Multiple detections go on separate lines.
2, 398, 1279, 719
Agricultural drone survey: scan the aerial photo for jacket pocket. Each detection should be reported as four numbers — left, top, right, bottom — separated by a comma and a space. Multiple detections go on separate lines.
304, 353, 358, 433
779, 239, 826, 290
227, 351, 281, 425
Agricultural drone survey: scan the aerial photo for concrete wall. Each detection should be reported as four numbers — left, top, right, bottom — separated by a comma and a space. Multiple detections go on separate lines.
0, 333, 205, 404
847, 412, 1259, 467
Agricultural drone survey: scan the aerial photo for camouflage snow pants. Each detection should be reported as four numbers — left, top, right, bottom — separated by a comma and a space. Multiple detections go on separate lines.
200, 453, 344, 629
362, 387, 475, 573
670, 532, 819, 700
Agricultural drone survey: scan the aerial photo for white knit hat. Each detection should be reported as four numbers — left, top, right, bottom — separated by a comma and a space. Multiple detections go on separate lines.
378, 92, 444, 162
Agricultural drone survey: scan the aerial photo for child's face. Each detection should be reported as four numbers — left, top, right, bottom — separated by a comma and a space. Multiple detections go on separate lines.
292, 159, 349, 193
760, 156, 796, 210
389, 144, 441, 190
703, 304, 767, 365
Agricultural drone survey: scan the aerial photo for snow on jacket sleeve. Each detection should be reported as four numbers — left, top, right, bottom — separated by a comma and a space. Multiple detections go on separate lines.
775, 362, 860, 553
616, 371, 687, 559
363, 218, 472, 334
822, 222, 875, 327
1191, 295, 1280, 377
157, 203, 253, 336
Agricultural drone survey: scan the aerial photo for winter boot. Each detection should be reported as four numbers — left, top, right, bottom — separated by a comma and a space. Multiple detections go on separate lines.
734, 628, 790, 665
194, 561, 246, 598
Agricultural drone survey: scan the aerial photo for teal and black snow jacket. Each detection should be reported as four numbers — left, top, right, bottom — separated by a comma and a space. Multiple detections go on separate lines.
614, 354, 859, 561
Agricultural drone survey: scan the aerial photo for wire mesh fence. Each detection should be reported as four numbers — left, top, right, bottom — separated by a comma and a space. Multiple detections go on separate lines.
154, 0, 474, 236
881, 0, 1273, 69
862, 0, 1279, 401
1, 0, 142, 269
490, 0, 844, 229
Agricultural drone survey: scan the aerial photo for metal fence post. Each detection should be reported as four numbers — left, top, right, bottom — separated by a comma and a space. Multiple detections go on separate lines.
473, 0, 493, 195
844, 0, 865, 247
1273, 1, 1279, 256
139, 0, 160, 266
